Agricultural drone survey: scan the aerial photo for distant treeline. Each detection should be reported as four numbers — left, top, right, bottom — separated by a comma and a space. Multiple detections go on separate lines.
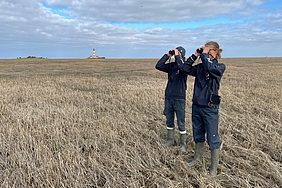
17, 56, 47, 59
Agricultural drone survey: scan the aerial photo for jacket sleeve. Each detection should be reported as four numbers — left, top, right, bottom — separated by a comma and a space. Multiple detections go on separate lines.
201, 53, 226, 79
155, 54, 170, 73
177, 54, 198, 76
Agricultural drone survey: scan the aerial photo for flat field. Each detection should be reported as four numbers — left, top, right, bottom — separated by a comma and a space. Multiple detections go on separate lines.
0, 57, 281, 187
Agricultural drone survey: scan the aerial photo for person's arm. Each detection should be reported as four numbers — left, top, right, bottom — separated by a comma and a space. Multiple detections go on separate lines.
176, 53, 198, 76
155, 48, 173, 73
200, 53, 225, 79
155, 54, 171, 73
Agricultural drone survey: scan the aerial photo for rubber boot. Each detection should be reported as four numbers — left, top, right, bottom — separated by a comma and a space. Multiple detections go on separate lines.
163, 129, 175, 147
180, 133, 187, 154
209, 148, 220, 177
187, 142, 205, 167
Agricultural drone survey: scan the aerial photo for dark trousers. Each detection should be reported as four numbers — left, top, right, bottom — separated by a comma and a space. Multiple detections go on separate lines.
192, 104, 220, 150
164, 98, 186, 133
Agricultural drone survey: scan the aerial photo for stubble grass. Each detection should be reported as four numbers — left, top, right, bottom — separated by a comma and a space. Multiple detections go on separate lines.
0, 57, 281, 187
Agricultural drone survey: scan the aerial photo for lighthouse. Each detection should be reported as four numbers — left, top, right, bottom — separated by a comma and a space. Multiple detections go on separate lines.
92, 48, 96, 58
88, 48, 105, 59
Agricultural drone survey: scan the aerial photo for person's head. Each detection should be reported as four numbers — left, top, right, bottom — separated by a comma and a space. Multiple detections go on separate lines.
205, 41, 222, 59
176, 46, 186, 60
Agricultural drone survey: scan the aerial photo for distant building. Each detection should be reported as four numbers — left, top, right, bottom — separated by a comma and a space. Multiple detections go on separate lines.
88, 48, 105, 59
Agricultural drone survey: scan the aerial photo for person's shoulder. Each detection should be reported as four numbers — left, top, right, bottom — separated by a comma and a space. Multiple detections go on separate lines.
217, 62, 226, 71
216, 60, 225, 65
218, 62, 225, 66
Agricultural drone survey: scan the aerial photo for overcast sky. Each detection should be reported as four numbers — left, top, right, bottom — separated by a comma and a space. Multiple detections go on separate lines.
1, 0, 282, 58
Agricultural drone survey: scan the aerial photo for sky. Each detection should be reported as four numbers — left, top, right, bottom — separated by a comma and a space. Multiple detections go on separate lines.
0, 0, 282, 58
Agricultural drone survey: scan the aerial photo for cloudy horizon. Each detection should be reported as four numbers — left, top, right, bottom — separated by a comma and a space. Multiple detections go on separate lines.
1, 0, 282, 58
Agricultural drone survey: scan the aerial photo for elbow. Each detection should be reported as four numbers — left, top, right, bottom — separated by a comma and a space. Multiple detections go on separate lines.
155, 64, 160, 70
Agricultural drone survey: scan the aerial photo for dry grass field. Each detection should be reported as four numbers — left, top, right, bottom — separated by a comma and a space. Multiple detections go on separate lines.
0, 57, 281, 187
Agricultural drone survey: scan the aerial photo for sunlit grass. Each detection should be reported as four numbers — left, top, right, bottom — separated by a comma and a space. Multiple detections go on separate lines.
0, 57, 281, 187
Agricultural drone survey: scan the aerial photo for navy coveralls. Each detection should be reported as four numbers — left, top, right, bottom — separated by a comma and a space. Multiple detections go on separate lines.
178, 53, 226, 150
155, 54, 188, 134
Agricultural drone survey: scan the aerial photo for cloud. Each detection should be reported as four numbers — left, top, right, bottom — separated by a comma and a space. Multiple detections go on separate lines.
0, 0, 281, 58
43, 0, 264, 23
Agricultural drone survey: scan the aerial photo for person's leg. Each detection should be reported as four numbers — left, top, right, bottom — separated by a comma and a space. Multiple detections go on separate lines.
202, 107, 220, 176
163, 98, 175, 146
203, 107, 220, 150
174, 99, 186, 133
164, 98, 175, 129
187, 105, 205, 166
192, 105, 205, 143
174, 99, 186, 154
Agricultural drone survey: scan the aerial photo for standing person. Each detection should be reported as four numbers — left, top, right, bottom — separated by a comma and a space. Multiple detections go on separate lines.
177, 41, 225, 176
155, 46, 188, 154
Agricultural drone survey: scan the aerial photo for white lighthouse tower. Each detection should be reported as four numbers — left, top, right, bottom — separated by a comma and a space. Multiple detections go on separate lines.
88, 48, 105, 59
92, 48, 96, 58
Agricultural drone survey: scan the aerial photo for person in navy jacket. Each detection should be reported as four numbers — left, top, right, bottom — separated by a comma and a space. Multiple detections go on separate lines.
177, 41, 225, 176
155, 46, 188, 154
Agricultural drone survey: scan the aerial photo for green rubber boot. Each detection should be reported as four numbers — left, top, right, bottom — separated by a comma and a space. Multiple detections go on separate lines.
187, 142, 205, 167
163, 129, 175, 147
180, 133, 187, 154
209, 148, 220, 177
